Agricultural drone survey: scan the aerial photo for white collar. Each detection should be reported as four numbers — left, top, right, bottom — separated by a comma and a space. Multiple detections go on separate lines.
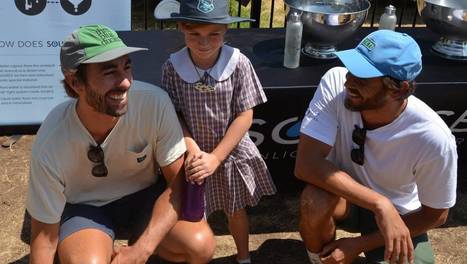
169, 45, 239, 83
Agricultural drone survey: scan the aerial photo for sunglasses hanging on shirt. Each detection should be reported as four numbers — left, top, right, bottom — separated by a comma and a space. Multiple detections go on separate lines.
351, 125, 367, 166
87, 144, 108, 177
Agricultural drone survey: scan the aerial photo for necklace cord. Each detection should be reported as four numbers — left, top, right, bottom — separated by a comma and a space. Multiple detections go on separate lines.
187, 48, 222, 85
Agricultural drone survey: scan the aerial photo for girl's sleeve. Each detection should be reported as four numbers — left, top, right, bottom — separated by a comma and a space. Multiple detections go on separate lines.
233, 55, 267, 115
161, 60, 181, 112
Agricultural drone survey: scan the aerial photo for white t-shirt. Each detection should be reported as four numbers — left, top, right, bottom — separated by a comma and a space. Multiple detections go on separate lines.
27, 81, 186, 224
300, 67, 457, 215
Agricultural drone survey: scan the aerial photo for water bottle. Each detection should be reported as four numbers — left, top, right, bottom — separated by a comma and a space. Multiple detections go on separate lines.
379, 5, 397, 31
283, 10, 303, 69
181, 181, 205, 222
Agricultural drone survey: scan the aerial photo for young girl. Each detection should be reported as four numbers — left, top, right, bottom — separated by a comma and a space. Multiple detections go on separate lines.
156, 0, 277, 263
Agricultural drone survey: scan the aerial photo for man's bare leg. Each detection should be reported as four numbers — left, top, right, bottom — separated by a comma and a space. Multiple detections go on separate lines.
57, 228, 113, 264
299, 184, 349, 254
156, 219, 216, 264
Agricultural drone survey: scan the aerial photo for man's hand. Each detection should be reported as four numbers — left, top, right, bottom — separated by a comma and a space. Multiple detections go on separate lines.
185, 151, 221, 183
184, 150, 201, 179
374, 199, 414, 264
110, 245, 151, 264
319, 237, 362, 264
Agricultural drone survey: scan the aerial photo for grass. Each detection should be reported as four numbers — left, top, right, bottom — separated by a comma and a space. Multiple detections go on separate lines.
229, 0, 286, 28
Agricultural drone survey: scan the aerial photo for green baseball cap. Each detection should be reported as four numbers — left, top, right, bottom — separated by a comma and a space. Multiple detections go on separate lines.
60, 24, 147, 71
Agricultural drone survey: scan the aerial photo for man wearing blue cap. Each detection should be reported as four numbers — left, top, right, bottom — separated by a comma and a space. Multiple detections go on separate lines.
295, 30, 457, 263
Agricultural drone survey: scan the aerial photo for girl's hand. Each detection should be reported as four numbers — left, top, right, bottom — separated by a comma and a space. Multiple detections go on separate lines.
186, 152, 221, 184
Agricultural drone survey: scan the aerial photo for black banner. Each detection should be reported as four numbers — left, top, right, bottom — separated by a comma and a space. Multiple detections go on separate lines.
2, 28, 465, 193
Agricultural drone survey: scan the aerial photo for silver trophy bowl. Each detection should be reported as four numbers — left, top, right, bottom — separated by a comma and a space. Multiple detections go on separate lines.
284, 0, 371, 59
417, 0, 467, 60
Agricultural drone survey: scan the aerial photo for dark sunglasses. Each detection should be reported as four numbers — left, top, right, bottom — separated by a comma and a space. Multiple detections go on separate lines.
351, 125, 367, 166
87, 144, 108, 177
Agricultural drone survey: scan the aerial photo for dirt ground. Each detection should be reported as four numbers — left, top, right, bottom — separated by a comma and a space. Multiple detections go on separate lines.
1, 135, 466, 264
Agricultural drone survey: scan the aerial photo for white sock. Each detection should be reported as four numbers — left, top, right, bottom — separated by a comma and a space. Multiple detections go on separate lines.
306, 249, 322, 264
237, 257, 251, 264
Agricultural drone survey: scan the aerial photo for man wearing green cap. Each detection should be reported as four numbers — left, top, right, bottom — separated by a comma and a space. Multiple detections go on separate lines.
26, 24, 215, 264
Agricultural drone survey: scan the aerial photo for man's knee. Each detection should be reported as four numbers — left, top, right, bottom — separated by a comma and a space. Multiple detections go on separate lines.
300, 184, 340, 224
57, 229, 113, 264
186, 227, 216, 263
59, 251, 110, 264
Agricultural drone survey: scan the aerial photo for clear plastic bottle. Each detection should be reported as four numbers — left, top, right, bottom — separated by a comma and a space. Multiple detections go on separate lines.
379, 5, 397, 31
181, 181, 205, 222
283, 10, 303, 68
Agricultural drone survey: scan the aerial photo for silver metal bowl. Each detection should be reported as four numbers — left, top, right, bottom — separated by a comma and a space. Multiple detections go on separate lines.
418, 0, 467, 60
284, 0, 371, 59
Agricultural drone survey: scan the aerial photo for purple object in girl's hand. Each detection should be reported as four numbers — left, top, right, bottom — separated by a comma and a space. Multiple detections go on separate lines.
181, 181, 205, 222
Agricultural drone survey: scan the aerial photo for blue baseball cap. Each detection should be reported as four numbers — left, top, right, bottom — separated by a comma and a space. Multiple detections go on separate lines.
335, 30, 422, 81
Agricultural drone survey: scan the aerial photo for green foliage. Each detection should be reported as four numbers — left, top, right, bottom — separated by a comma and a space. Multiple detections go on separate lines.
229, 0, 286, 28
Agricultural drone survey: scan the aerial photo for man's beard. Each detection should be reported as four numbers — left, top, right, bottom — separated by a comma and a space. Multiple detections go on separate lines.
344, 88, 387, 112
85, 86, 128, 117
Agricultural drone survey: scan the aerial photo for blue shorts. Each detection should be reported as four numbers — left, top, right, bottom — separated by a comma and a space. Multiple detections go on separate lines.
59, 180, 165, 243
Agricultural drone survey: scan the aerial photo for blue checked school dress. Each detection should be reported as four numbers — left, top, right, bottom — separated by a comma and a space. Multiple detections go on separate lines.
161, 45, 277, 216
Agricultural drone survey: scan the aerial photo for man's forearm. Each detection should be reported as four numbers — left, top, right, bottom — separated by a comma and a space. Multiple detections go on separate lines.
30, 245, 57, 264
132, 186, 180, 257
403, 206, 449, 237
131, 156, 184, 257
295, 135, 391, 214
299, 156, 390, 214
352, 206, 449, 254
30, 218, 59, 264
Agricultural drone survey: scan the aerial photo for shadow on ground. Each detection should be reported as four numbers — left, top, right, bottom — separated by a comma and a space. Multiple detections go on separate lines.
208, 192, 302, 236
8, 255, 29, 264
146, 239, 309, 264
207, 239, 308, 264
